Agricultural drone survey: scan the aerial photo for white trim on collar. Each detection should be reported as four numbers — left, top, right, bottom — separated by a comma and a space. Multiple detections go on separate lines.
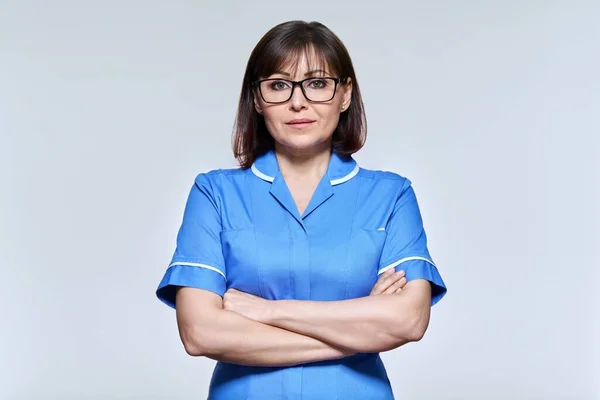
251, 164, 275, 182
330, 165, 360, 186
251, 164, 360, 185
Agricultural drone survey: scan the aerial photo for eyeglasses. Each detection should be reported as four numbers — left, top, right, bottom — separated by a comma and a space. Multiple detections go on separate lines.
254, 77, 346, 104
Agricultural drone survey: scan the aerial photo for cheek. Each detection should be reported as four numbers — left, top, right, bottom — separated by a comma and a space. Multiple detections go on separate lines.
261, 111, 280, 130
263, 116, 283, 138
318, 111, 341, 131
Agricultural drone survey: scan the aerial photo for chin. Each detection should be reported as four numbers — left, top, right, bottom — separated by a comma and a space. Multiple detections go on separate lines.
277, 135, 331, 153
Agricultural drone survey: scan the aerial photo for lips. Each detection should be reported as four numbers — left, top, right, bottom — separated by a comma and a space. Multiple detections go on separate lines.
286, 119, 316, 125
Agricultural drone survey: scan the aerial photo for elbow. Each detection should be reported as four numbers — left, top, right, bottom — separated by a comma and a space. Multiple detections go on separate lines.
182, 339, 204, 357
407, 311, 430, 342
389, 309, 430, 346
404, 320, 428, 342
180, 325, 218, 357
175, 287, 226, 357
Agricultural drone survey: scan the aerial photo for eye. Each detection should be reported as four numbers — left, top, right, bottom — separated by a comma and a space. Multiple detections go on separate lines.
269, 80, 291, 91
307, 79, 329, 89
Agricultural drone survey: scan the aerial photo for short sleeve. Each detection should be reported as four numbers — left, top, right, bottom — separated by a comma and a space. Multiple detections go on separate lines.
378, 178, 447, 306
156, 174, 227, 309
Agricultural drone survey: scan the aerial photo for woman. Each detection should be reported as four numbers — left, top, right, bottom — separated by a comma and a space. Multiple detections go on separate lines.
156, 20, 447, 400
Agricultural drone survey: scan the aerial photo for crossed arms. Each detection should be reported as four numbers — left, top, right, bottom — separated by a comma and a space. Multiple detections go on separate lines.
174, 268, 433, 367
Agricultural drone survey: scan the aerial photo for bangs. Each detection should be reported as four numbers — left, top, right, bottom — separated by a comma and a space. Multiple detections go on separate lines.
253, 40, 342, 80
234, 20, 366, 168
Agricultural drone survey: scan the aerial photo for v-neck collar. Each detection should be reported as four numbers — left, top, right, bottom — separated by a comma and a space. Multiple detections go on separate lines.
251, 149, 359, 186
250, 149, 360, 226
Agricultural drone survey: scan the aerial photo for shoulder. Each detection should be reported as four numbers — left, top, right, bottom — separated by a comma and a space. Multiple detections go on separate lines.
193, 167, 248, 187
356, 167, 413, 193
183, 168, 249, 203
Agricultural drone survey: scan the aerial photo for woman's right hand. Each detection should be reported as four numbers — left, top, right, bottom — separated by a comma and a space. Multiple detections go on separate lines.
369, 268, 407, 296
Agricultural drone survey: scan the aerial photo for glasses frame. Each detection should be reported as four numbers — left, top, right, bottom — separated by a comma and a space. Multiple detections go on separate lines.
254, 76, 347, 104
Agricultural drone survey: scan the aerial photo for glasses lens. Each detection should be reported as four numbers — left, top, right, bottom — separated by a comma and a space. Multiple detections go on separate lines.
302, 78, 336, 102
259, 78, 337, 103
260, 80, 293, 103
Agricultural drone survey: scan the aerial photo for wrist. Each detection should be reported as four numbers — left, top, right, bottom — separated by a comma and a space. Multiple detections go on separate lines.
265, 299, 287, 326
259, 299, 278, 325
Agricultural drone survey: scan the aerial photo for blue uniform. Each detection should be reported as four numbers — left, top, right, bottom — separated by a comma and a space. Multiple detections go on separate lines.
156, 149, 447, 399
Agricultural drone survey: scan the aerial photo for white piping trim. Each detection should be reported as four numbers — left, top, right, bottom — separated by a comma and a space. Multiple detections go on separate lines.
252, 163, 359, 186
330, 165, 360, 186
377, 256, 436, 275
169, 262, 226, 279
251, 164, 275, 182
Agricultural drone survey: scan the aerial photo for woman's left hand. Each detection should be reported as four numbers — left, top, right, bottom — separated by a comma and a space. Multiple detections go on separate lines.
223, 288, 271, 323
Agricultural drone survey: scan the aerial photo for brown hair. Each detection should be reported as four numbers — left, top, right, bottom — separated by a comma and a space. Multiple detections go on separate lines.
232, 20, 367, 168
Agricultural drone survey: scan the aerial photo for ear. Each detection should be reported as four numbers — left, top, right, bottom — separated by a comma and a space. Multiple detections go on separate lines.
341, 77, 353, 110
253, 89, 263, 114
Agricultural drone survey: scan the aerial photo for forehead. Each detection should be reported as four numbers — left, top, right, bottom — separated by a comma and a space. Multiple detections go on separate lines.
267, 46, 335, 78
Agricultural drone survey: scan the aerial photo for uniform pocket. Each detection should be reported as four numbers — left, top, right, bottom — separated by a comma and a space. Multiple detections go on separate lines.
343, 228, 388, 298
220, 227, 260, 295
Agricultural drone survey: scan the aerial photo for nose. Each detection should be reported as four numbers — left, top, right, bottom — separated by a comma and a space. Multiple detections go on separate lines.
289, 84, 308, 111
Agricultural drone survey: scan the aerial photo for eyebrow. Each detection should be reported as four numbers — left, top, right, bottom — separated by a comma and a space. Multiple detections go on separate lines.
271, 69, 330, 78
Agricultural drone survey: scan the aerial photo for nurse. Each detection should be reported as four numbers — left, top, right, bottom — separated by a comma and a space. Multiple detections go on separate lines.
156, 20, 447, 400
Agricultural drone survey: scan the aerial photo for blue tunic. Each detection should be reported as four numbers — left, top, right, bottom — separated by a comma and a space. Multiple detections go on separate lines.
156, 149, 447, 399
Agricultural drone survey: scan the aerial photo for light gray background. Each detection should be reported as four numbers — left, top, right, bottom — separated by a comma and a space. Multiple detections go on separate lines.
1, 1, 599, 399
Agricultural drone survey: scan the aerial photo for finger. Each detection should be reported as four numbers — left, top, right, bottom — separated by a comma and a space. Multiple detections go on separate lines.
393, 278, 407, 294
380, 269, 404, 280
381, 275, 406, 295
379, 268, 395, 280
397, 276, 408, 289
394, 277, 408, 293
371, 270, 404, 295
371, 272, 397, 295
383, 277, 407, 295
379, 270, 404, 289
370, 269, 395, 294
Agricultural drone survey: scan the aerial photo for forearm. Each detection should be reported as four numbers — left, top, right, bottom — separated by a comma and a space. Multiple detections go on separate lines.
188, 308, 354, 367
266, 283, 431, 353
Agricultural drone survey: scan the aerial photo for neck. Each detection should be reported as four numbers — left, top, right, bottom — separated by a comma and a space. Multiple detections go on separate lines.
274, 142, 332, 181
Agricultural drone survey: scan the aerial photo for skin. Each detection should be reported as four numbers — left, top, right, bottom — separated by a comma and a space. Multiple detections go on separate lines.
223, 278, 431, 354
253, 51, 352, 214
175, 50, 433, 366
176, 267, 407, 367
